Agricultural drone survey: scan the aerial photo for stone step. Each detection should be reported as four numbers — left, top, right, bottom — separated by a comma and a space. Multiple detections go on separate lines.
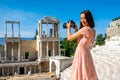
60, 47, 120, 80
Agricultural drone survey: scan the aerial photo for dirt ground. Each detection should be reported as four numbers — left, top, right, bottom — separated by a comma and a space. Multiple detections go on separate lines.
0, 72, 59, 80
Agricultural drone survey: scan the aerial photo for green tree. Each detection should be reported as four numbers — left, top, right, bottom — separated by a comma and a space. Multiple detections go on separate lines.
60, 38, 77, 57
112, 17, 120, 21
96, 33, 106, 45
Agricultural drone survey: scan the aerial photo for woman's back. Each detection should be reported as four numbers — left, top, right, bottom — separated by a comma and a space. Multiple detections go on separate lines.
78, 27, 95, 48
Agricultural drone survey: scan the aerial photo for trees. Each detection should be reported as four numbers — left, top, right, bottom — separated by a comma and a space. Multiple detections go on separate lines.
60, 38, 77, 57
112, 17, 120, 21
96, 33, 106, 45
60, 33, 107, 57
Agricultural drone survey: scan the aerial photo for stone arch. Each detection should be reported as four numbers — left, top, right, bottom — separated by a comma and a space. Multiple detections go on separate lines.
49, 56, 72, 78
49, 58, 60, 77
51, 61, 56, 72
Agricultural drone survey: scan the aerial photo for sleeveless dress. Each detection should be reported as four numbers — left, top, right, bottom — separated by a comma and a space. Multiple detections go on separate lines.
70, 27, 98, 80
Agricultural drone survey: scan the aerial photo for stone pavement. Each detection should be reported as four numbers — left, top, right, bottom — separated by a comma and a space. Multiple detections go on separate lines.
0, 73, 57, 80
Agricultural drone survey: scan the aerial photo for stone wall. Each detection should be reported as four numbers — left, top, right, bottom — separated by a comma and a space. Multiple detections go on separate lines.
20, 40, 37, 61
7, 42, 19, 60
107, 19, 120, 38
41, 41, 59, 57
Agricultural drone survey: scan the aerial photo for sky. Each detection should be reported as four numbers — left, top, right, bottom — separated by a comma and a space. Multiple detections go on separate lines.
0, 0, 120, 38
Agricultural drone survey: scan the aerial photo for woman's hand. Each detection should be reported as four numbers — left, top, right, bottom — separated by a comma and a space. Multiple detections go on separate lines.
66, 22, 71, 29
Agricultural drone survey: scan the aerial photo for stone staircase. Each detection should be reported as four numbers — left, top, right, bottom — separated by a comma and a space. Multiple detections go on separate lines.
60, 45, 120, 80
60, 66, 72, 80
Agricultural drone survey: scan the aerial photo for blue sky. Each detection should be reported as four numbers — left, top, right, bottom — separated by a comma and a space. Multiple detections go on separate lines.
0, 0, 120, 38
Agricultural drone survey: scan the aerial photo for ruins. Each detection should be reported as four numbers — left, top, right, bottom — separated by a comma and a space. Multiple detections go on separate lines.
0, 16, 72, 79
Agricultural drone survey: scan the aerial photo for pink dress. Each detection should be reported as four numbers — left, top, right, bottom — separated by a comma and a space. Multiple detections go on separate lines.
71, 27, 98, 80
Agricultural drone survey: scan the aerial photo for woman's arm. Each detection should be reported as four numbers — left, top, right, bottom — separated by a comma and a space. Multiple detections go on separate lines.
67, 23, 83, 41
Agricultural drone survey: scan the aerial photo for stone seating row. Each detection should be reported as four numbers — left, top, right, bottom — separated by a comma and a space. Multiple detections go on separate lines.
60, 45, 120, 80
93, 56, 120, 80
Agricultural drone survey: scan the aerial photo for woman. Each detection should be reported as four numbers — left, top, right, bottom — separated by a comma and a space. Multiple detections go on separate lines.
66, 10, 98, 80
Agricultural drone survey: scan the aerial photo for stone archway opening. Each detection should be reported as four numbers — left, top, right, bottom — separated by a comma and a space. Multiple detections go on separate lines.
51, 61, 56, 72
19, 67, 24, 75
49, 56, 72, 78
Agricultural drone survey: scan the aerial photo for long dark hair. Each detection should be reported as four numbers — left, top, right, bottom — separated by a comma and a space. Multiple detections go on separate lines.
80, 10, 95, 29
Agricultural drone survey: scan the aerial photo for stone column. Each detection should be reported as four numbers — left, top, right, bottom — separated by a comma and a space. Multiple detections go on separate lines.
52, 23, 54, 37
5, 22, 7, 37
53, 41, 55, 56
18, 42, 20, 61
46, 23, 48, 37
18, 22, 20, 61
38, 64, 41, 72
2, 68, 4, 76
11, 43, 14, 61
12, 67, 14, 75
0, 54, 1, 61
17, 67, 19, 75
34, 65, 36, 73
11, 23, 14, 61
18, 22, 20, 37
24, 66, 27, 74
8, 67, 9, 76
49, 60, 52, 72
4, 42, 7, 62
39, 21, 42, 38
38, 21, 40, 37
55, 24, 58, 37
30, 66, 31, 73
40, 41, 42, 58
12, 23, 14, 37
38, 42, 40, 60
56, 60, 60, 78
46, 41, 49, 57
59, 41, 61, 56
54, 23, 58, 37
4, 23, 7, 61
58, 23, 60, 37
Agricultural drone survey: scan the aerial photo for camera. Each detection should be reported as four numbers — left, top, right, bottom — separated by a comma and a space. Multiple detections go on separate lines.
63, 20, 76, 28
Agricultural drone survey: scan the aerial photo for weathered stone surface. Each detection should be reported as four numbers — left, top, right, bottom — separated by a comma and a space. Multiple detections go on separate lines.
60, 45, 120, 80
